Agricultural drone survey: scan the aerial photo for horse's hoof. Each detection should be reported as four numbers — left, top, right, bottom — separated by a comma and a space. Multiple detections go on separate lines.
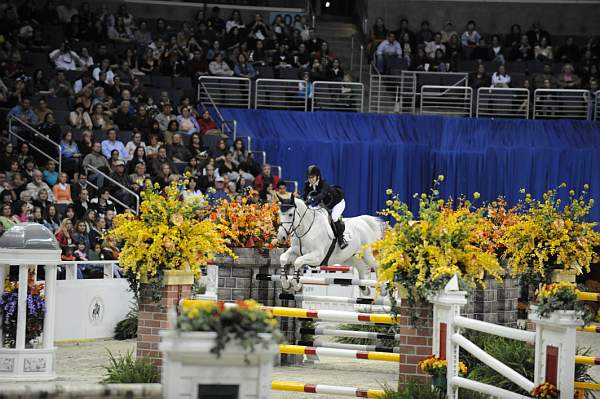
359, 286, 371, 296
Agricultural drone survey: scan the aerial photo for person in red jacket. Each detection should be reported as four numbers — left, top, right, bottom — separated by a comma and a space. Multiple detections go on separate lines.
253, 164, 279, 202
197, 109, 218, 135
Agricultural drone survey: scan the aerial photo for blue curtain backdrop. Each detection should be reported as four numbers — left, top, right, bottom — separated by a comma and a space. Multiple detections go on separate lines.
221, 109, 600, 221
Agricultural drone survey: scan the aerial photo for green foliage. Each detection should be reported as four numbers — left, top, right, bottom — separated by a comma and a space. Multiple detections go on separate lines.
381, 382, 488, 399
191, 279, 207, 295
333, 323, 398, 347
113, 302, 138, 340
102, 349, 159, 383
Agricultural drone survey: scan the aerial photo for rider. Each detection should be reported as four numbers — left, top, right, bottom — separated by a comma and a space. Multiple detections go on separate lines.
301, 165, 348, 249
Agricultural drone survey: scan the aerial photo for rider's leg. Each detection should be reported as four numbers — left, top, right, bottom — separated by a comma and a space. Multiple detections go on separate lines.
331, 200, 348, 249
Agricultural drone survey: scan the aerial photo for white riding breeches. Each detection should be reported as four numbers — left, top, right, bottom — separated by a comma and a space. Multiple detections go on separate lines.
331, 199, 345, 222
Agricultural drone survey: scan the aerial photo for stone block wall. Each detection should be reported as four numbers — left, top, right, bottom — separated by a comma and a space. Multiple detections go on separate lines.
471, 275, 519, 326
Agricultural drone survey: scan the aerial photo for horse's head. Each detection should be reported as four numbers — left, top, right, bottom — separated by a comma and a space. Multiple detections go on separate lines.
277, 195, 300, 241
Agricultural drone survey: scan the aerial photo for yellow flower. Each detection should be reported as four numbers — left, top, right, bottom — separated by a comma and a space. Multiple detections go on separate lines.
386, 189, 393, 195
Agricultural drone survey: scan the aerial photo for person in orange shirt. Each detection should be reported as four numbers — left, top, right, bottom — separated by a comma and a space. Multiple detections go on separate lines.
53, 172, 73, 215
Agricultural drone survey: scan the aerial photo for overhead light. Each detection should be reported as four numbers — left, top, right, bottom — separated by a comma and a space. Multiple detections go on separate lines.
325, 1, 331, 7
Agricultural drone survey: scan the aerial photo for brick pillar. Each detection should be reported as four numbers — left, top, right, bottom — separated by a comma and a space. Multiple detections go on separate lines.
397, 300, 434, 385
137, 278, 192, 366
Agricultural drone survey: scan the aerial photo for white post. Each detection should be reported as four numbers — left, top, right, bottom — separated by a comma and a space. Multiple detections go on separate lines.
529, 307, 583, 399
104, 263, 114, 279
429, 275, 468, 399
42, 264, 57, 349
15, 265, 29, 349
65, 263, 77, 280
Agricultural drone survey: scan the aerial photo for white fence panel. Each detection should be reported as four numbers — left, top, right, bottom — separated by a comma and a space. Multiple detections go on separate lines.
301, 271, 378, 312
533, 89, 590, 120
420, 85, 473, 117
255, 78, 307, 111
476, 87, 530, 119
198, 76, 251, 109
312, 81, 364, 112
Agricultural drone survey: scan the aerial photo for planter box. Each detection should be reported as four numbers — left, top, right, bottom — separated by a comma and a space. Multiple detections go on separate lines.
160, 331, 277, 399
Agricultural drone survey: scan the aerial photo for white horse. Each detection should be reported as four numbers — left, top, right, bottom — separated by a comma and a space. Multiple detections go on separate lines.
277, 196, 384, 295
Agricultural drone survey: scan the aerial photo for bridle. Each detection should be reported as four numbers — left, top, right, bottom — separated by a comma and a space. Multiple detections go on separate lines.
279, 202, 321, 255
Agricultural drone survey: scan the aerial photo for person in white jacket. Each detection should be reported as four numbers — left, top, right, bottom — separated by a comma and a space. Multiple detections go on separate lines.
209, 53, 234, 76
49, 42, 82, 71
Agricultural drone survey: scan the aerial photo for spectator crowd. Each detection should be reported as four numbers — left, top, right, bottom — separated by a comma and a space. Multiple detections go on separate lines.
0, 1, 299, 274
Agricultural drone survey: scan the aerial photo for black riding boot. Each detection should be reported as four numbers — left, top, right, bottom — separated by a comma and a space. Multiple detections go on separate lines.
334, 220, 348, 249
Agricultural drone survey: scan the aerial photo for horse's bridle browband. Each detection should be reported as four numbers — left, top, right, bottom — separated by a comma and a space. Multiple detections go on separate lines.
280, 203, 322, 255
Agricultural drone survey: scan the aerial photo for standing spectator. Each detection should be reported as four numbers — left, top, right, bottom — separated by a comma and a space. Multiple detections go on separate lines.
375, 32, 402, 74
461, 20, 481, 60
491, 65, 511, 88
101, 129, 128, 159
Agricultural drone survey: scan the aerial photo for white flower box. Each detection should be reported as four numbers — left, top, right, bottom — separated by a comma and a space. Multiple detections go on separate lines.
159, 330, 277, 399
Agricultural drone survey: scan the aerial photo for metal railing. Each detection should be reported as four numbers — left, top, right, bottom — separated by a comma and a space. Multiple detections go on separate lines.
84, 164, 140, 215
198, 76, 251, 109
420, 85, 473, 117
284, 180, 299, 194
593, 91, 599, 120
533, 89, 590, 120
369, 65, 415, 114
312, 81, 364, 112
249, 150, 267, 165
8, 116, 62, 174
255, 78, 308, 111
350, 35, 365, 83
271, 165, 283, 177
476, 87, 531, 119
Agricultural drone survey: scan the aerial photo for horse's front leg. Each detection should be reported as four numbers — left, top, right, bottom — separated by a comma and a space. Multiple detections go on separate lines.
279, 247, 298, 291
291, 252, 324, 291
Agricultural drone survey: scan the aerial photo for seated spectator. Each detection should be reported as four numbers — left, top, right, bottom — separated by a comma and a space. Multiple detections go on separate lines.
101, 128, 128, 160
164, 120, 182, 146
327, 59, 344, 82
556, 37, 580, 62
410, 48, 429, 71
183, 176, 203, 201
8, 98, 38, 127
145, 134, 162, 159
90, 188, 117, 217
399, 32, 415, 64
91, 103, 114, 131
31, 70, 49, 93
207, 40, 226, 61
82, 142, 111, 185
440, 21, 458, 44
127, 145, 147, 174
526, 23, 550, 47
490, 35, 506, 64
416, 20, 434, 45
470, 63, 491, 90
367, 17, 388, 56
124, 131, 146, 162
248, 14, 272, 46
43, 205, 60, 233
27, 170, 55, 202
54, 218, 74, 250
129, 162, 149, 193
273, 181, 292, 203
184, 157, 203, 177
42, 160, 59, 186
558, 64, 581, 89
375, 32, 402, 73
109, 150, 122, 171
198, 110, 219, 135
460, 20, 481, 60
430, 49, 449, 72
199, 163, 217, 193
512, 35, 534, 61
113, 101, 135, 131
176, 107, 201, 136
49, 41, 82, 71
425, 33, 445, 59
155, 102, 176, 134
226, 9, 245, 33
254, 164, 279, 201
69, 103, 93, 130
79, 47, 94, 69
249, 40, 267, 66
533, 63, 557, 89
53, 172, 73, 213
209, 53, 234, 76
168, 133, 192, 163
217, 152, 239, 181
139, 48, 159, 75
491, 65, 511, 88
32, 206, 45, 226
74, 188, 92, 220
154, 162, 174, 189
33, 189, 52, 213
72, 173, 95, 202
0, 204, 16, 231
49, 70, 74, 97
234, 54, 257, 79
35, 98, 53, 124
109, 160, 134, 206
88, 217, 106, 248
149, 146, 178, 178
534, 37, 553, 61
92, 58, 115, 85
107, 16, 134, 43
60, 131, 82, 174
208, 176, 229, 204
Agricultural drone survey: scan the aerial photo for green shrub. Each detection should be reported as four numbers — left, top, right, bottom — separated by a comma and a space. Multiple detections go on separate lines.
381, 382, 488, 399
102, 349, 159, 383
333, 323, 398, 347
114, 306, 138, 340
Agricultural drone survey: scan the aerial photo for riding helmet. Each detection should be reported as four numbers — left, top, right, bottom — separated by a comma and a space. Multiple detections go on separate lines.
307, 165, 321, 178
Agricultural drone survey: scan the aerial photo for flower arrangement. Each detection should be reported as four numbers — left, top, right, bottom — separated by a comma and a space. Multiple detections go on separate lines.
373, 176, 504, 308
177, 299, 282, 358
107, 178, 234, 281
0, 277, 45, 348
530, 382, 559, 398
212, 198, 280, 249
418, 355, 468, 377
534, 282, 592, 323
501, 185, 599, 285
